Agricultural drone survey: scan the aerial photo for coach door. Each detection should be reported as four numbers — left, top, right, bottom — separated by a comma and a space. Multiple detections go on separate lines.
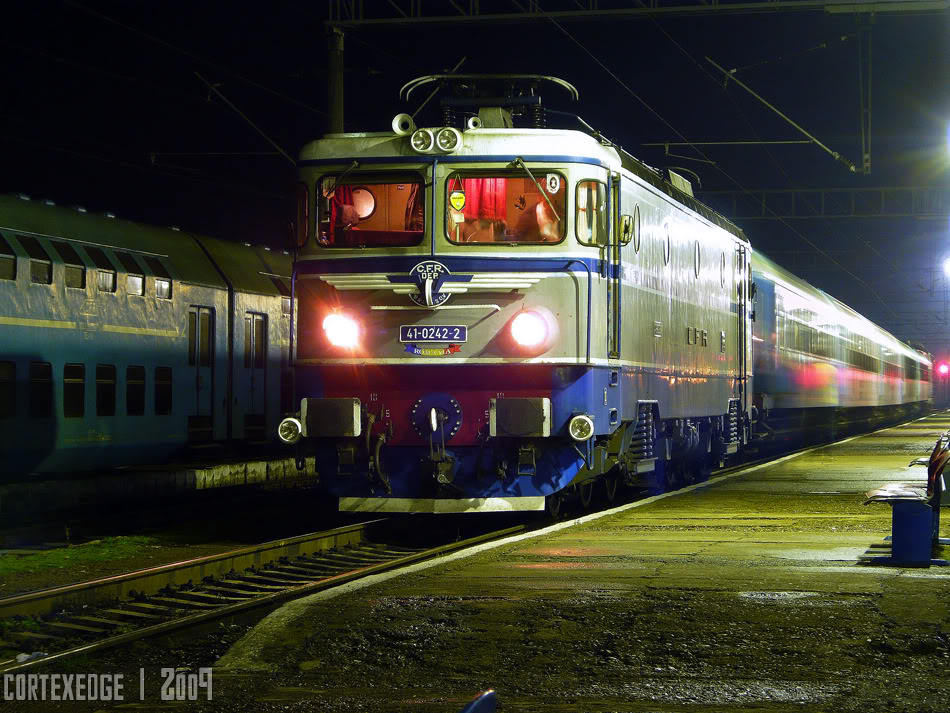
244, 312, 267, 440
187, 306, 214, 441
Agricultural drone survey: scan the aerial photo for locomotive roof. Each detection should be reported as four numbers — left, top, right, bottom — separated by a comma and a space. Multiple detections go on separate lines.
0, 194, 289, 295
300, 126, 749, 245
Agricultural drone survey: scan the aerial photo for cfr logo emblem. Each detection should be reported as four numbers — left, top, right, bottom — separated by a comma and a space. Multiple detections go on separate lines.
409, 261, 451, 307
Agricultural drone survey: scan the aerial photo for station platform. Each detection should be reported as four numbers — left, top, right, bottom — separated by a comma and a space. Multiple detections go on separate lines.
215, 413, 950, 712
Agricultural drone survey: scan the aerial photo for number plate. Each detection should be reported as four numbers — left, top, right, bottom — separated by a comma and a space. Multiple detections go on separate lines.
399, 325, 467, 343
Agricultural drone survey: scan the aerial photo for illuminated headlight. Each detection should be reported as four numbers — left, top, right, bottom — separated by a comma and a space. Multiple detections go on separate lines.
278, 417, 303, 444
511, 311, 548, 348
323, 313, 359, 348
436, 127, 462, 152
568, 414, 595, 442
410, 128, 434, 153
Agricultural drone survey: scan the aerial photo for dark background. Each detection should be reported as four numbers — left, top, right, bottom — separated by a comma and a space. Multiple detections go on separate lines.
2, 1, 948, 353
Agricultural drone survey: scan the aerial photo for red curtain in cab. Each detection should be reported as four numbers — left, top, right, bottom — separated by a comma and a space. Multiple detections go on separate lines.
462, 178, 506, 221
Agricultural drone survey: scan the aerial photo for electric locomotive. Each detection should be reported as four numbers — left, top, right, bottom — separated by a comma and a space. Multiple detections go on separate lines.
280, 75, 754, 514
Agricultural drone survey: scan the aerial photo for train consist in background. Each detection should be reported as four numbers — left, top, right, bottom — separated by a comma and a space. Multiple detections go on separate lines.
0, 194, 292, 477
277, 73, 931, 515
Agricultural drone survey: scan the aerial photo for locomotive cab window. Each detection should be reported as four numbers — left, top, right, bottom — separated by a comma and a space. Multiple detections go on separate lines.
444, 172, 565, 244
575, 180, 607, 246
317, 173, 424, 248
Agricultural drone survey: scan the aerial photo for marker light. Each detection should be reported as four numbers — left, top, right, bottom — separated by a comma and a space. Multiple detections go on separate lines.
278, 417, 303, 444
323, 313, 359, 348
568, 414, 595, 442
410, 128, 434, 153
436, 127, 462, 152
511, 311, 548, 347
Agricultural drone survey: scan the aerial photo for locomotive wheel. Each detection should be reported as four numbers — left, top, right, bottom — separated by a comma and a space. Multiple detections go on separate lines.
579, 482, 594, 510
545, 492, 564, 520
603, 472, 620, 504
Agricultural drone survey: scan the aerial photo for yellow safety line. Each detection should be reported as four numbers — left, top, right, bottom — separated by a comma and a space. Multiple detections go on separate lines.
0, 316, 77, 329
101, 325, 179, 337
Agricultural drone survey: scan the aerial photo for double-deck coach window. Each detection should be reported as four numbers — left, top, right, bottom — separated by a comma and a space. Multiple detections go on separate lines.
576, 181, 607, 246
29, 362, 53, 418
143, 256, 172, 299
18, 235, 52, 285
0, 361, 14, 419
0, 234, 16, 281
126, 366, 145, 416
116, 251, 144, 296
154, 367, 172, 415
96, 364, 116, 417
84, 246, 116, 293
63, 363, 85, 418
51, 240, 86, 289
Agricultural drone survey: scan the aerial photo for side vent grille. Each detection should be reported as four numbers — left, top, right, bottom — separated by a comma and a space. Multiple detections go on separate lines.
630, 402, 655, 460
727, 399, 740, 443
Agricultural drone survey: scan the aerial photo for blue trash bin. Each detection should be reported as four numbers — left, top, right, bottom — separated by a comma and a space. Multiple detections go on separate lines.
891, 501, 932, 564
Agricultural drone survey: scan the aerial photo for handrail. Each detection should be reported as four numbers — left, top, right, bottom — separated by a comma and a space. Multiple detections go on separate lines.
564, 259, 592, 364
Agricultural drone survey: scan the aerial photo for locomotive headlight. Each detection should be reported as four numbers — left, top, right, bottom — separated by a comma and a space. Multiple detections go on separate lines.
410, 128, 434, 153
511, 311, 548, 347
323, 313, 359, 348
568, 414, 595, 442
436, 127, 462, 152
278, 417, 303, 444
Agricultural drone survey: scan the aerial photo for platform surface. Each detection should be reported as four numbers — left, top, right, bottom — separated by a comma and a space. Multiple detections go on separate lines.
214, 413, 950, 712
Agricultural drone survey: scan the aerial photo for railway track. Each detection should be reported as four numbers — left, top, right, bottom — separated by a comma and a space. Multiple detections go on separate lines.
0, 519, 527, 674
1, 414, 932, 674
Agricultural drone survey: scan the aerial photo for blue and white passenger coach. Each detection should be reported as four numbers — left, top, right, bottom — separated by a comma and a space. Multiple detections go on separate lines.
280, 75, 754, 514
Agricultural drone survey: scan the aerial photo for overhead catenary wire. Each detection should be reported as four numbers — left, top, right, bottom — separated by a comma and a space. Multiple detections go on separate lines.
0, 133, 291, 202
621, 7, 940, 327
536, 9, 903, 323
194, 73, 296, 166
64, 0, 327, 118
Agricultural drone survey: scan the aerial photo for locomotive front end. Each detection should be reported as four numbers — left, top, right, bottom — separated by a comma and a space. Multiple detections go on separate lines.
283, 114, 618, 513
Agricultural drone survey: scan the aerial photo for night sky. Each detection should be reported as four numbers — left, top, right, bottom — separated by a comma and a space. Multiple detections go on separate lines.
3, 1, 948, 352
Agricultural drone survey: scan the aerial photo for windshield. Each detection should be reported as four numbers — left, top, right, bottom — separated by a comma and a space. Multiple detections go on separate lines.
318, 174, 424, 248
445, 172, 565, 244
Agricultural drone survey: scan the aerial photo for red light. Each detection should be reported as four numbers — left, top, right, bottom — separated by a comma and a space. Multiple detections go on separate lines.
939, 363, 948, 376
